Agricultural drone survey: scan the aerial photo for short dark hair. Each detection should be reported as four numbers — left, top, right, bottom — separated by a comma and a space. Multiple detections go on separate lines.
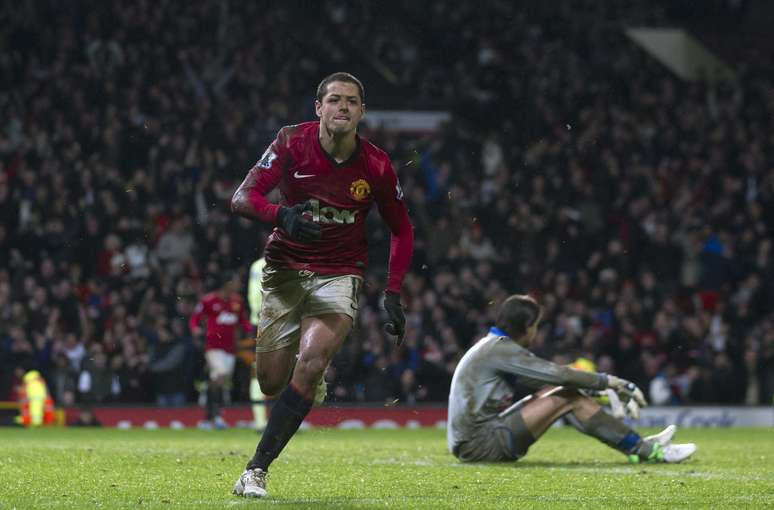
316, 72, 365, 104
496, 294, 541, 338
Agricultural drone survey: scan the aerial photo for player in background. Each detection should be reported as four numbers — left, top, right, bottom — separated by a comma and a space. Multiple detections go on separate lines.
247, 256, 268, 432
189, 272, 251, 429
230, 72, 413, 498
448, 294, 697, 464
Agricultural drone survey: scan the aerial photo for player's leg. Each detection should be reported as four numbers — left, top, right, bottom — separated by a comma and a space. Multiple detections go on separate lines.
250, 378, 267, 432
236, 268, 309, 497
250, 363, 267, 432
521, 387, 695, 462
206, 374, 223, 422
292, 313, 352, 398
565, 410, 695, 463
518, 386, 586, 439
245, 313, 352, 471
255, 345, 325, 401
235, 273, 359, 498
519, 386, 651, 457
252, 267, 308, 396
254, 347, 298, 396
244, 274, 359, 466
458, 386, 570, 462
304, 275, 362, 406
204, 350, 229, 425
214, 353, 236, 428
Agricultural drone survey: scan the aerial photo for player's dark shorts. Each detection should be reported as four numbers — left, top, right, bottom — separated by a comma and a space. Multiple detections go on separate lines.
453, 410, 535, 462
255, 266, 362, 353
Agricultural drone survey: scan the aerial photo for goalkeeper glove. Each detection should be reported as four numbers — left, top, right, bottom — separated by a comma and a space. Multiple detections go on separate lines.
625, 398, 642, 420
382, 291, 406, 345
277, 201, 321, 243
604, 389, 626, 419
606, 374, 648, 408
603, 389, 643, 420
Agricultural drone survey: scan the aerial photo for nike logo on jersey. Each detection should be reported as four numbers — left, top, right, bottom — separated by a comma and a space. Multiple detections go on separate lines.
294, 171, 315, 179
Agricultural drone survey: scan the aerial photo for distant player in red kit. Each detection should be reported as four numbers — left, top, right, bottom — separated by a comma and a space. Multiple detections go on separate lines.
189, 272, 251, 429
230, 72, 413, 498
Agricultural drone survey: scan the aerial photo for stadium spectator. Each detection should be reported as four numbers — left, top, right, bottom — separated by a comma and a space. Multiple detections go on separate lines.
147, 319, 188, 407
49, 352, 77, 407
155, 217, 195, 278
77, 345, 118, 404
0, 0, 772, 411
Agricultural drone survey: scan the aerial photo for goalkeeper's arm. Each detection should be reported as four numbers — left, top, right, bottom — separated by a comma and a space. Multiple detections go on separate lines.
492, 341, 648, 407
495, 347, 609, 393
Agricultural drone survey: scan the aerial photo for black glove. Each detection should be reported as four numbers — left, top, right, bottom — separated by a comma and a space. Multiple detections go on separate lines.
382, 291, 406, 345
276, 201, 321, 243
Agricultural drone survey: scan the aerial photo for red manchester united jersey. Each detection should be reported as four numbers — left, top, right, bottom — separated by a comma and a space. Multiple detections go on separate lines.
246, 122, 412, 292
189, 292, 251, 353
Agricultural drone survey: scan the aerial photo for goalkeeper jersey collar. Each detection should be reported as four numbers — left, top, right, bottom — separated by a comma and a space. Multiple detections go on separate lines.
489, 326, 509, 338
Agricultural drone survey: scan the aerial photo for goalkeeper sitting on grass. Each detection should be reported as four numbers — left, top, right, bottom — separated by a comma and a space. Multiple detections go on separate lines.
447, 294, 697, 464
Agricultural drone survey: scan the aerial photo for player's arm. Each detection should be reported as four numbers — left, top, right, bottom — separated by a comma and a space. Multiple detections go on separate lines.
492, 341, 608, 391
231, 129, 320, 242
231, 129, 288, 223
492, 342, 647, 406
374, 159, 414, 343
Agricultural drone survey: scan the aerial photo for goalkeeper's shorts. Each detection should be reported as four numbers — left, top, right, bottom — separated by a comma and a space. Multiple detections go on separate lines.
453, 411, 535, 462
254, 265, 362, 353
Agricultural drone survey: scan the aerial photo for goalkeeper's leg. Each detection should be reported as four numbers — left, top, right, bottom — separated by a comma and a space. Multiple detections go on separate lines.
520, 387, 660, 462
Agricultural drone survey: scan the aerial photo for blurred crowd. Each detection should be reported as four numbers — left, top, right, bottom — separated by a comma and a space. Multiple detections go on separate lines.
1, 1, 772, 408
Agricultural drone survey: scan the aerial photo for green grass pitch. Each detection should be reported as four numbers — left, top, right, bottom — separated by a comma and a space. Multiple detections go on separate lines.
1, 426, 772, 509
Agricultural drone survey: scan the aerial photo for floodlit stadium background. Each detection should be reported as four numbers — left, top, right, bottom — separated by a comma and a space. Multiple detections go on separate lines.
1, 1, 773, 425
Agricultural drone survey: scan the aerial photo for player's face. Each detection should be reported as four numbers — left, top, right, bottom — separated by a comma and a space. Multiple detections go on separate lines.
315, 81, 365, 135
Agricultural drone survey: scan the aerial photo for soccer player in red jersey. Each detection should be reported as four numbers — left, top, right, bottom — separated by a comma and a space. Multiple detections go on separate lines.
189, 272, 251, 429
230, 72, 413, 498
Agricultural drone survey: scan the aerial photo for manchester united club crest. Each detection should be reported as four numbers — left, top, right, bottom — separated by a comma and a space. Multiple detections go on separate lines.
349, 179, 371, 201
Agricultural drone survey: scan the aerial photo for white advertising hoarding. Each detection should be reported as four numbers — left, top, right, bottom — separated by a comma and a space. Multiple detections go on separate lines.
628, 406, 773, 428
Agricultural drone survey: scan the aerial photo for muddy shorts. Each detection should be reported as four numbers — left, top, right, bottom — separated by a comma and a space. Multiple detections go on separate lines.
255, 266, 362, 353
